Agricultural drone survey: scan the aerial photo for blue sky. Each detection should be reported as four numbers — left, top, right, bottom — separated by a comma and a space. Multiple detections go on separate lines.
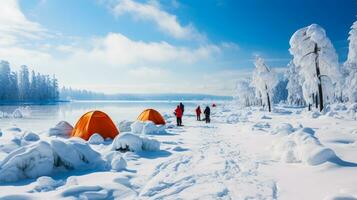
0, 0, 356, 95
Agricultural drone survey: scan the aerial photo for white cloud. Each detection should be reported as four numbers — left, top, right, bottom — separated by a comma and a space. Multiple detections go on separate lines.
112, 0, 203, 40
0, 0, 242, 96
0, 0, 48, 46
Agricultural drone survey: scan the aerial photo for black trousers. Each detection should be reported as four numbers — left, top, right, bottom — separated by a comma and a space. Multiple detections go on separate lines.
177, 117, 182, 126
197, 115, 201, 121
205, 115, 210, 123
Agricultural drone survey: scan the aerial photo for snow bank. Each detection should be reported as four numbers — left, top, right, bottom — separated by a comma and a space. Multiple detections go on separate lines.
88, 133, 104, 145
111, 133, 160, 152
117, 120, 133, 132
131, 121, 166, 135
0, 139, 104, 182
272, 127, 336, 165
48, 121, 73, 137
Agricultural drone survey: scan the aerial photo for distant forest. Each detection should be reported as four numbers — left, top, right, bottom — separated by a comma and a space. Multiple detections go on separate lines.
0, 60, 59, 102
60, 87, 233, 101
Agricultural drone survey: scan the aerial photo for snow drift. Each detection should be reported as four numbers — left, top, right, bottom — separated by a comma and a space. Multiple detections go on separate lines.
272, 127, 336, 165
0, 139, 104, 182
130, 121, 166, 135
111, 133, 160, 152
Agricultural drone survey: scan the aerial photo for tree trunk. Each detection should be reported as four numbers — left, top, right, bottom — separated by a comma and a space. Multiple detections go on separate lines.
265, 84, 271, 112
314, 43, 324, 112
315, 93, 318, 109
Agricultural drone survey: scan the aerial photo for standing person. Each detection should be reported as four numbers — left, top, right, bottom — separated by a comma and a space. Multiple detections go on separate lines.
174, 105, 183, 126
179, 102, 185, 124
204, 106, 211, 123
195, 106, 201, 121
179, 102, 185, 114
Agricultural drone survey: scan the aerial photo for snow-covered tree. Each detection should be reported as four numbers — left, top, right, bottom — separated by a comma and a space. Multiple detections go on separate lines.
289, 24, 341, 111
0, 60, 60, 102
285, 61, 304, 105
234, 80, 257, 107
251, 56, 278, 112
344, 21, 357, 102
18, 65, 30, 101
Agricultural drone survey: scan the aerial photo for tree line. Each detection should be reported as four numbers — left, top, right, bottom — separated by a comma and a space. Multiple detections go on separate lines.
235, 21, 357, 112
0, 60, 59, 102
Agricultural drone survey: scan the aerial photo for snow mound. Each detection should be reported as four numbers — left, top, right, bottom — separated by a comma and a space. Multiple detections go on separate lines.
0, 141, 54, 182
0, 139, 104, 182
23, 131, 40, 141
117, 120, 133, 132
6, 126, 21, 132
272, 127, 336, 165
261, 115, 272, 119
33, 176, 64, 192
112, 133, 160, 152
51, 139, 103, 169
88, 133, 104, 145
12, 107, 31, 118
252, 122, 271, 131
131, 121, 166, 135
48, 121, 73, 137
270, 123, 294, 135
226, 113, 240, 124
311, 111, 321, 118
103, 151, 127, 171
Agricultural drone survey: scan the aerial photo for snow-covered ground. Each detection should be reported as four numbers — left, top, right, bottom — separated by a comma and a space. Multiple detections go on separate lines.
0, 102, 357, 200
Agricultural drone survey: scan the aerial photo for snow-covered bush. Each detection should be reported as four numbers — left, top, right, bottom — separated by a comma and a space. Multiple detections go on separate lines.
251, 56, 278, 112
234, 80, 258, 107
0, 138, 106, 182
88, 133, 104, 145
48, 121, 73, 137
0, 141, 54, 182
111, 133, 160, 152
272, 127, 336, 165
289, 24, 341, 110
50, 139, 103, 169
117, 120, 133, 132
130, 120, 166, 135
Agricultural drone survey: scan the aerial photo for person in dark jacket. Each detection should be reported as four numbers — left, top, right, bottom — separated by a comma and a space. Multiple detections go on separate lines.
174, 105, 183, 126
179, 102, 185, 114
204, 106, 211, 123
195, 106, 201, 121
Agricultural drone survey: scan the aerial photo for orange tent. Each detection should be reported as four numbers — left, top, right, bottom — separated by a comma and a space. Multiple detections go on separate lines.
137, 109, 166, 125
71, 110, 119, 140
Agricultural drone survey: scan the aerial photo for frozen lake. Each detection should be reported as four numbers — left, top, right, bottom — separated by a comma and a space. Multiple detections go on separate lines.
0, 100, 213, 133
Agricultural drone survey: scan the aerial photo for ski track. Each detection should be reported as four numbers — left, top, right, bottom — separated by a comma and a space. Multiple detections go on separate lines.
136, 118, 277, 200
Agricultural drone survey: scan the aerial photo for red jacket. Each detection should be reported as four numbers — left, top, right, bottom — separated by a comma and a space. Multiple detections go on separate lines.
196, 107, 201, 115
175, 107, 183, 118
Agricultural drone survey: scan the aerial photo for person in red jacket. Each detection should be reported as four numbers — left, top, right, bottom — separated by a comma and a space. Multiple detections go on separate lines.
174, 105, 183, 126
195, 106, 201, 121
